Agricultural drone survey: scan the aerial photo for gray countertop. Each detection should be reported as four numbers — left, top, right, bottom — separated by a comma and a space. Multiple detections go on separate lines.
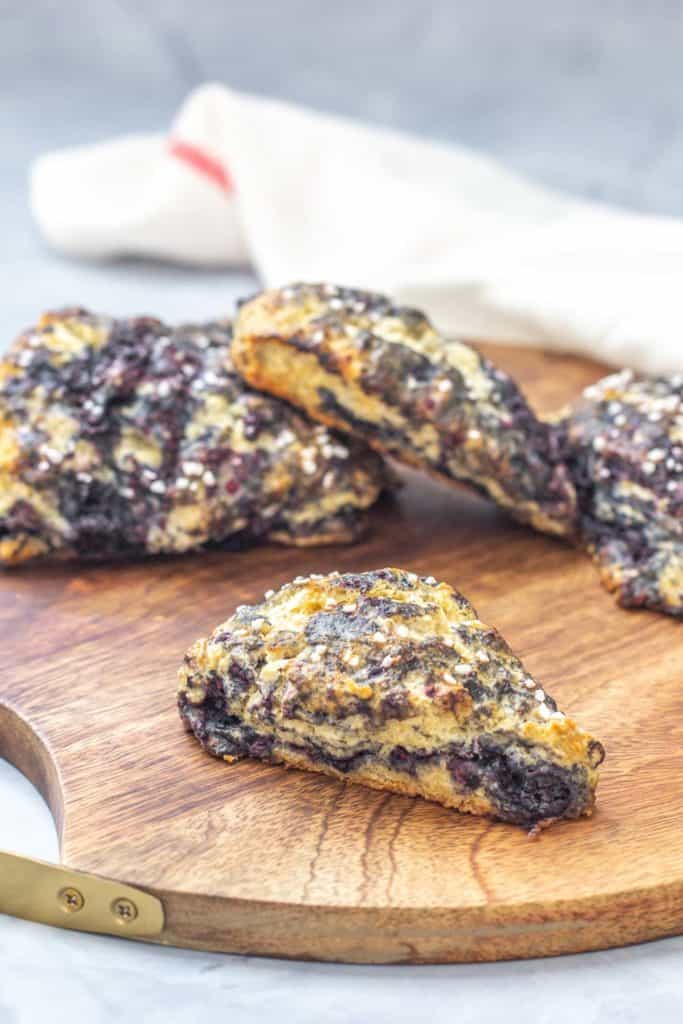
2, 2, 683, 1020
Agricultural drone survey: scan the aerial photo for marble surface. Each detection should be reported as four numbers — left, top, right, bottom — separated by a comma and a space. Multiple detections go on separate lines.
3, 1, 683, 1020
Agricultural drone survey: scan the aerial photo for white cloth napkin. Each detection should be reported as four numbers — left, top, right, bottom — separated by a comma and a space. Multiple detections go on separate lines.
31, 84, 683, 375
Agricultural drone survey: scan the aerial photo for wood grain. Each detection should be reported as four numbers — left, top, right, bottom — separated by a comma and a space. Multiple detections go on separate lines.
2, 345, 683, 963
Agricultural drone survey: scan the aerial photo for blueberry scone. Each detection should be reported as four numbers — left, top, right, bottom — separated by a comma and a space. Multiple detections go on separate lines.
178, 568, 604, 828
232, 283, 577, 537
0, 310, 388, 564
563, 369, 683, 617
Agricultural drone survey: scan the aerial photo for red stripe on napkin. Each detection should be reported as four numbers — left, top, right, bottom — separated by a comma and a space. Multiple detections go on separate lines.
168, 139, 233, 193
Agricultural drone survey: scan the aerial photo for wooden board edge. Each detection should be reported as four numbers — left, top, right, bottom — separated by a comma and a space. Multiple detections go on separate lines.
0, 701, 64, 839
145, 884, 683, 962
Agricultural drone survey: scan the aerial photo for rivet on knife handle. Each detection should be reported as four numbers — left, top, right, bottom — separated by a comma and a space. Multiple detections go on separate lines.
0, 850, 164, 939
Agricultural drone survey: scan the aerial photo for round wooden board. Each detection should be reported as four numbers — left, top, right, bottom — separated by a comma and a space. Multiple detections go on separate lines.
2, 345, 683, 964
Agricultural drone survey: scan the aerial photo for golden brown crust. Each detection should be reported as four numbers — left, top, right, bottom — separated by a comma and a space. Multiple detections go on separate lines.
562, 369, 683, 617
232, 284, 578, 538
0, 310, 388, 564
178, 568, 603, 827
251, 742, 498, 820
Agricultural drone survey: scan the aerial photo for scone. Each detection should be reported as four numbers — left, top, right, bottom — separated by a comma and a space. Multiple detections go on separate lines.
562, 369, 683, 617
178, 568, 604, 828
0, 310, 388, 564
232, 283, 577, 537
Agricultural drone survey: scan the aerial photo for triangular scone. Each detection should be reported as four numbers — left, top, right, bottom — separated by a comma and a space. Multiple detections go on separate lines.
178, 568, 603, 828
562, 369, 683, 617
0, 310, 388, 565
232, 283, 577, 537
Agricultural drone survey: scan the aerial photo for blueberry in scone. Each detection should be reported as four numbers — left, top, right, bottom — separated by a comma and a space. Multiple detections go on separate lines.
231, 283, 578, 538
0, 310, 388, 564
178, 568, 604, 828
562, 369, 683, 617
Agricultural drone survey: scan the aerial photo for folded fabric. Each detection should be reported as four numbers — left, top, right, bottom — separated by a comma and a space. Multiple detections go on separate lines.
31, 84, 683, 375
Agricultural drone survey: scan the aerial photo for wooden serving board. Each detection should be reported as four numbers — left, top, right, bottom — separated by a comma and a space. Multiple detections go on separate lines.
2, 345, 683, 963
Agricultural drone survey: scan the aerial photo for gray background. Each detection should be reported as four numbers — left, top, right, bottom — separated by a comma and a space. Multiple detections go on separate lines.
3, 0, 683, 334
2, 2, 683, 1021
